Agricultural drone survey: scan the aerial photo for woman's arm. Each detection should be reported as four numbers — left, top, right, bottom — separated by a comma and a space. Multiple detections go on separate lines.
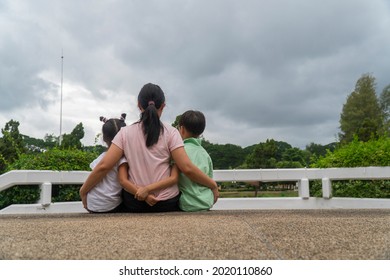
134, 164, 180, 201
171, 147, 219, 202
79, 144, 123, 208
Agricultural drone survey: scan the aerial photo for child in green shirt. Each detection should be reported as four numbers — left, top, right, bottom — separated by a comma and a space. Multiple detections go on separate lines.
177, 110, 218, 211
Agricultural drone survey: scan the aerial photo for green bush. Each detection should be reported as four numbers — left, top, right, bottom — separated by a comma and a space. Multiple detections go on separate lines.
314, 137, 390, 168
0, 148, 97, 209
310, 180, 390, 198
0, 186, 41, 209
10, 148, 97, 171
310, 138, 390, 198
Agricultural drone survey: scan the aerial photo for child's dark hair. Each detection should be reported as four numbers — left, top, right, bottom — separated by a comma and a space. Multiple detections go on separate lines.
100, 113, 126, 146
178, 110, 206, 137
138, 83, 165, 147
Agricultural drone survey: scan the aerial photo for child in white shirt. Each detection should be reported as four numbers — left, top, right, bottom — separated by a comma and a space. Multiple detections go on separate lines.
85, 114, 127, 213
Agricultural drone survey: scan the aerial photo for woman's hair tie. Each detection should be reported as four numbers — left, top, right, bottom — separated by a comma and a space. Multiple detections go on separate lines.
100, 116, 107, 123
148, 101, 155, 106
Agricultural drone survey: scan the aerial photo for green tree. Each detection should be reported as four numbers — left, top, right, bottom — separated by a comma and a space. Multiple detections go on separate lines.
243, 139, 305, 168
22, 134, 59, 152
44, 134, 59, 149
243, 139, 308, 169
244, 140, 275, 169
280, 147, 306, 167
202, 140, 246, 169
0, 120, 26, 173
339, 74, 384, 143
60, 123, 85, 149
305, 142, 336, 157
22, 135, 46, 151
380, 84, 390, 135
305, 142, 337, 164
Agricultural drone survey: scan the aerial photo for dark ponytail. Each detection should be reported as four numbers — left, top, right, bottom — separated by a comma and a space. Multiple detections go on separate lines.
138, 83, 165, 147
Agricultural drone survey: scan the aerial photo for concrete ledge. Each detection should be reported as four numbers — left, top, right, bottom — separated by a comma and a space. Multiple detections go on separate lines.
2, 197, 390, 215
0, 202, 88, 215
212, 197, 390, 210
0, 209, 389, 260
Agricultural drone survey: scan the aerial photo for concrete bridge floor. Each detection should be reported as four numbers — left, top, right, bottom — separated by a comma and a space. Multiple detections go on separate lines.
0, 209, 389, 260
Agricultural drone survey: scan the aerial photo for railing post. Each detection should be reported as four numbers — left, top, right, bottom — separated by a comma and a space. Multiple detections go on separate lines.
298, 178, 309, 199
322, 178, 332, 199
39, 182, 52, 207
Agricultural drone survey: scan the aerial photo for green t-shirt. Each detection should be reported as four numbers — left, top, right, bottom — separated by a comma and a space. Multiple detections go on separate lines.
179, 138, 214, 212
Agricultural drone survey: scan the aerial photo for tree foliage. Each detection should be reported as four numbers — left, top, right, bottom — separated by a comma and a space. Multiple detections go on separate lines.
380, 84, 390, 135
202, 140, 248, 169
310, 137, 390, 198
10, 147, 97, 171
22, 133, 59, 152
306, 142, 337, 157
314, 137, 390, 168
60, 122, 85, 149
305, 142, 337, 164
0, 120, 26, 173
339, 74, 384, 143
243, 139, 307, 168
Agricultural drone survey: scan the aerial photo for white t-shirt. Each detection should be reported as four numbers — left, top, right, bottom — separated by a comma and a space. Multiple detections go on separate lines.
87, 152, 127, 212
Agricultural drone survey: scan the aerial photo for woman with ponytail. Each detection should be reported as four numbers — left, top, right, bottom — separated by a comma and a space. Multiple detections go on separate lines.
80, 83, 219, 212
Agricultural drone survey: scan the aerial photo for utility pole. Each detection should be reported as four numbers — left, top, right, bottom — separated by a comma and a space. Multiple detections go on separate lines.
59, 50, 64, 146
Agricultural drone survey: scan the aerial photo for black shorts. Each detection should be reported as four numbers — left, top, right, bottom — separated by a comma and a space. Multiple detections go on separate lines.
121, 190, 181, 213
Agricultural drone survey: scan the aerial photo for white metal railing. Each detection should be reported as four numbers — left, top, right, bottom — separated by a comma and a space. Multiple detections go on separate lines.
0, 167, 390, 214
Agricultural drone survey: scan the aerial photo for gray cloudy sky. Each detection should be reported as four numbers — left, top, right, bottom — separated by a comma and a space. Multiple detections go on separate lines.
1, 0, 389, 148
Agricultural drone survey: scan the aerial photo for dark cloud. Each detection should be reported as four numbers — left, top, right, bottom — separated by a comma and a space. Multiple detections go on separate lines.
1, 0, 389, 148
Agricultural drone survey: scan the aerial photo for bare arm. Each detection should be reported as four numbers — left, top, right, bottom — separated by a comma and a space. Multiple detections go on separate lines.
118, 163, 138, 195
79, 144, 123, 208
135, 164, 180, 201
118, 162, 159, 206
171, 146, 219, 203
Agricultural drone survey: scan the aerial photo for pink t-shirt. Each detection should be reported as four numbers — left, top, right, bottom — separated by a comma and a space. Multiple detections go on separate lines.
112, 122, 184, 200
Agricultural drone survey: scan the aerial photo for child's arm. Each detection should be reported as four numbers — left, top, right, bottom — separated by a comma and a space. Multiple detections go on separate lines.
118, 163, 138, 195
118, 162, 159, 205
135, 165, 180, 201
145, 195, 158, 206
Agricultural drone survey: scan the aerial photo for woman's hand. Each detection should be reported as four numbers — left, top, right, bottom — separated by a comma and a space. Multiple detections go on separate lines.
135, 187, 150, 201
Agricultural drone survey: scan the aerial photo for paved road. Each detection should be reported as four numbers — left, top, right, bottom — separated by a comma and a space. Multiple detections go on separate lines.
0, 209, 389, 260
